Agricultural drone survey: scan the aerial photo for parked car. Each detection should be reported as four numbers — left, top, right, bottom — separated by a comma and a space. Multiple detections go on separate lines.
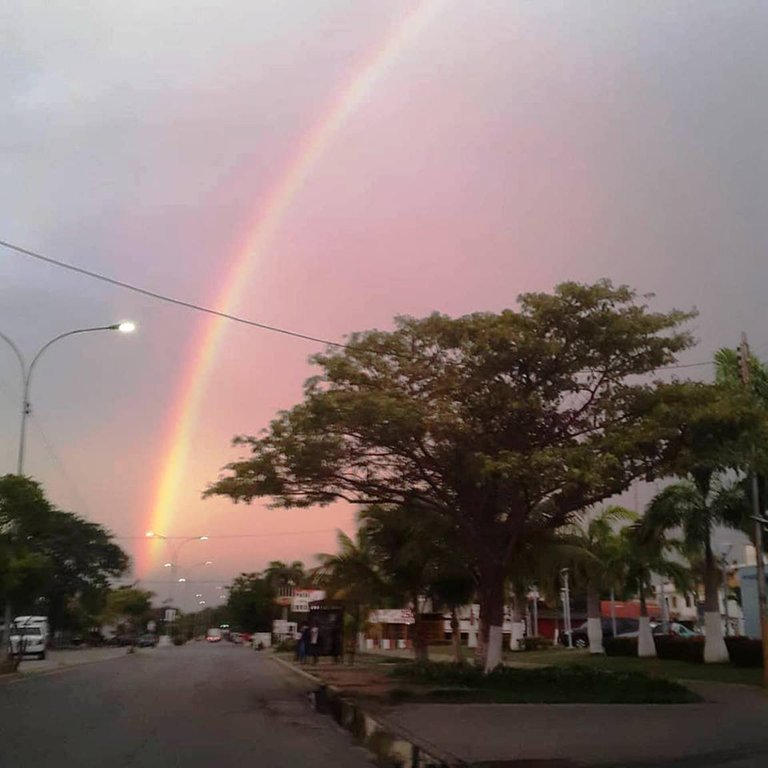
206, 628, 223, 643
136, 633, 158, 648
559, 618, 640, 648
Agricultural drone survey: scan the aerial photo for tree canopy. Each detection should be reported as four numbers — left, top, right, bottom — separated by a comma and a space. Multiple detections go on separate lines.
207, 281, 729, 668
0, 475, 129, 631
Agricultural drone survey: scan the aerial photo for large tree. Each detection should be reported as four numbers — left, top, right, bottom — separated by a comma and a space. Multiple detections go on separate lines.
207, 281, 707, 670
0, 475, 129, 634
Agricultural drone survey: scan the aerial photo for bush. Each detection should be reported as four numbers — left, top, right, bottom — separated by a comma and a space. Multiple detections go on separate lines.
389, 661, 699, 703
653, 636, 704, 664
604, 637, 638, 657
522, 636, 553, 651
172, 636, 185, 646
725, 637, 764, 668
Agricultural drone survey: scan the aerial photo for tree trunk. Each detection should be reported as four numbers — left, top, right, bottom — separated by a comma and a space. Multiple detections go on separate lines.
478, 560, 505, 672
703, 536, 729, 663
450, 606, 463, 664
586, 582, 604, 654
637, 580, 656, 658
412, 599, 429, 663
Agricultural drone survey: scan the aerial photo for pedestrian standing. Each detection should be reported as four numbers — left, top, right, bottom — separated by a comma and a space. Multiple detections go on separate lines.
297, 624, 309, 663
309, 624, 320, 664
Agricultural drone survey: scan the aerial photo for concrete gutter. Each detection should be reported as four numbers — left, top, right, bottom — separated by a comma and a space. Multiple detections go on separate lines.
271, 654, 466, 768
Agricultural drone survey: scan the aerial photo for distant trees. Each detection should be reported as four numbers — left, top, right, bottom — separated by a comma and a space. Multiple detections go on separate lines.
102, 586, 154, 638
208, 281, 711, 670
226, 573, 275, 632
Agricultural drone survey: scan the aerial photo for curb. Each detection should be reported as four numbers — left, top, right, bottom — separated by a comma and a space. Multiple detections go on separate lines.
271, 655, 466, 768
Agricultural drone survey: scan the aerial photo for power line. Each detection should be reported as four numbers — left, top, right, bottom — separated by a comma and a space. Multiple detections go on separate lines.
0, 238, 725, 374
0, 238, 347, 349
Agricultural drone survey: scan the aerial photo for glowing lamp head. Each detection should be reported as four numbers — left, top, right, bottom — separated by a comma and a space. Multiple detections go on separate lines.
145, 531, 155, 538
178, 578, 186, 583
199, 536, 209, 541
117, 321, 136, 334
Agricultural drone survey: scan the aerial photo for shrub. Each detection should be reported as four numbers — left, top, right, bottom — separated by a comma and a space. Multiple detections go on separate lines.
522, 636, 553, 651
604, 637, 638, 657
389, 661, 699, 703
172, 636, 185, 646
653, 636, 704, 664
725, 637, 764, 668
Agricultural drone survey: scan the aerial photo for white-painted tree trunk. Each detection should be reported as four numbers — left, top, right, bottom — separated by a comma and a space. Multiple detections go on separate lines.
637, 616, 656, 657
703, 612, 729, 663
485, 625, 503, 671
509, 621, 525, 651
587, 617, 604, 655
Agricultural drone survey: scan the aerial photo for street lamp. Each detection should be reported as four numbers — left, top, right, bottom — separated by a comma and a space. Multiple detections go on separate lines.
560, 568, 573, 648
0, 322, 136, 474
144, 532, 208, 604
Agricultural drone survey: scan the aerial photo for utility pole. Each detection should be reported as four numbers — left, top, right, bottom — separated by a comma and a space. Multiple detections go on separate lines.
739, 333, 768, 684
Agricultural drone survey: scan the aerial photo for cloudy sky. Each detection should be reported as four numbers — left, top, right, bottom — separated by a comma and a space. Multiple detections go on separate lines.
1, 1, 766, 608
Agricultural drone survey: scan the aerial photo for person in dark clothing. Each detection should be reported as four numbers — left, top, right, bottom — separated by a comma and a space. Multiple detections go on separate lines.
331, 626, 343, 664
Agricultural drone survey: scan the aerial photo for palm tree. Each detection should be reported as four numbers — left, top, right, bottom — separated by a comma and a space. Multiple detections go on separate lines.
263, 560, 306, 590
314, 529, 386, 661
643, 475, 746, 662
360, 502, 475, 662
563, 506, 637, 654
625, 521, 691, 658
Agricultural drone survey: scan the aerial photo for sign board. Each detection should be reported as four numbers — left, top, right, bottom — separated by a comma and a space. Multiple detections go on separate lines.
291, 589, 325, 613
369, 609, 415, 625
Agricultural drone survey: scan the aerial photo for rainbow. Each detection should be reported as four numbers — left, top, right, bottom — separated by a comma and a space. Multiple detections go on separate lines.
140, 0, 441, 574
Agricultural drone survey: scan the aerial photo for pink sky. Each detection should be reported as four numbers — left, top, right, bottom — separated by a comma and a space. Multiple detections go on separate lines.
1, 1, 766, 608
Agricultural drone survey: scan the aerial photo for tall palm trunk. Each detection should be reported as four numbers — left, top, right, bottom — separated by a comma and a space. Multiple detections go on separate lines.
450, 605, 463, 664
509, 589, 526, 652
703, 536, 729, 663
586, 581, 604, 654
1, 602, 12, 660
637, 578, 656, 657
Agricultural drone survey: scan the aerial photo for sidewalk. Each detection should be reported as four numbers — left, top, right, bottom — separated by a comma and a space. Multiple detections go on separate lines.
379, 680, 768, 766
276, 653, 768, 767
15, 647, 130, 677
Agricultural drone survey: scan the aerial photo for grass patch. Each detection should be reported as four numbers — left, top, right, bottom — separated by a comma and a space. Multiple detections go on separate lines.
389, 661, 700, 704
511, 647, 764, 687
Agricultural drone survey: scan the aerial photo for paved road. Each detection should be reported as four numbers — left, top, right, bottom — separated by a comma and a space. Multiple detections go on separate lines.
0, 642, 372, 768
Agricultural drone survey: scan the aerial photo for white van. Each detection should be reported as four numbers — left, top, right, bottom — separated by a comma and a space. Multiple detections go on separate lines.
10, 617, 49, 660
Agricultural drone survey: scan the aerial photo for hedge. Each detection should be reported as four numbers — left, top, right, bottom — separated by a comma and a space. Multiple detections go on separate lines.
604, 637, 638, 657
725, 637, 764, 668
653, 636, 704, 664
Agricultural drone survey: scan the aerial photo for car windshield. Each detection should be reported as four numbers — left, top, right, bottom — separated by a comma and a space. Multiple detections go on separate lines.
15, 627, 42, 636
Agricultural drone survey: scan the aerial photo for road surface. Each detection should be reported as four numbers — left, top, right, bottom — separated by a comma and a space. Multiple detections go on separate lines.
0, 641, 372, 768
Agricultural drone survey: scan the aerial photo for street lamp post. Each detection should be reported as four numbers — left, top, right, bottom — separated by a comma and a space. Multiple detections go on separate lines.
561, 568, 573, 648
0, 322, 136, 475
